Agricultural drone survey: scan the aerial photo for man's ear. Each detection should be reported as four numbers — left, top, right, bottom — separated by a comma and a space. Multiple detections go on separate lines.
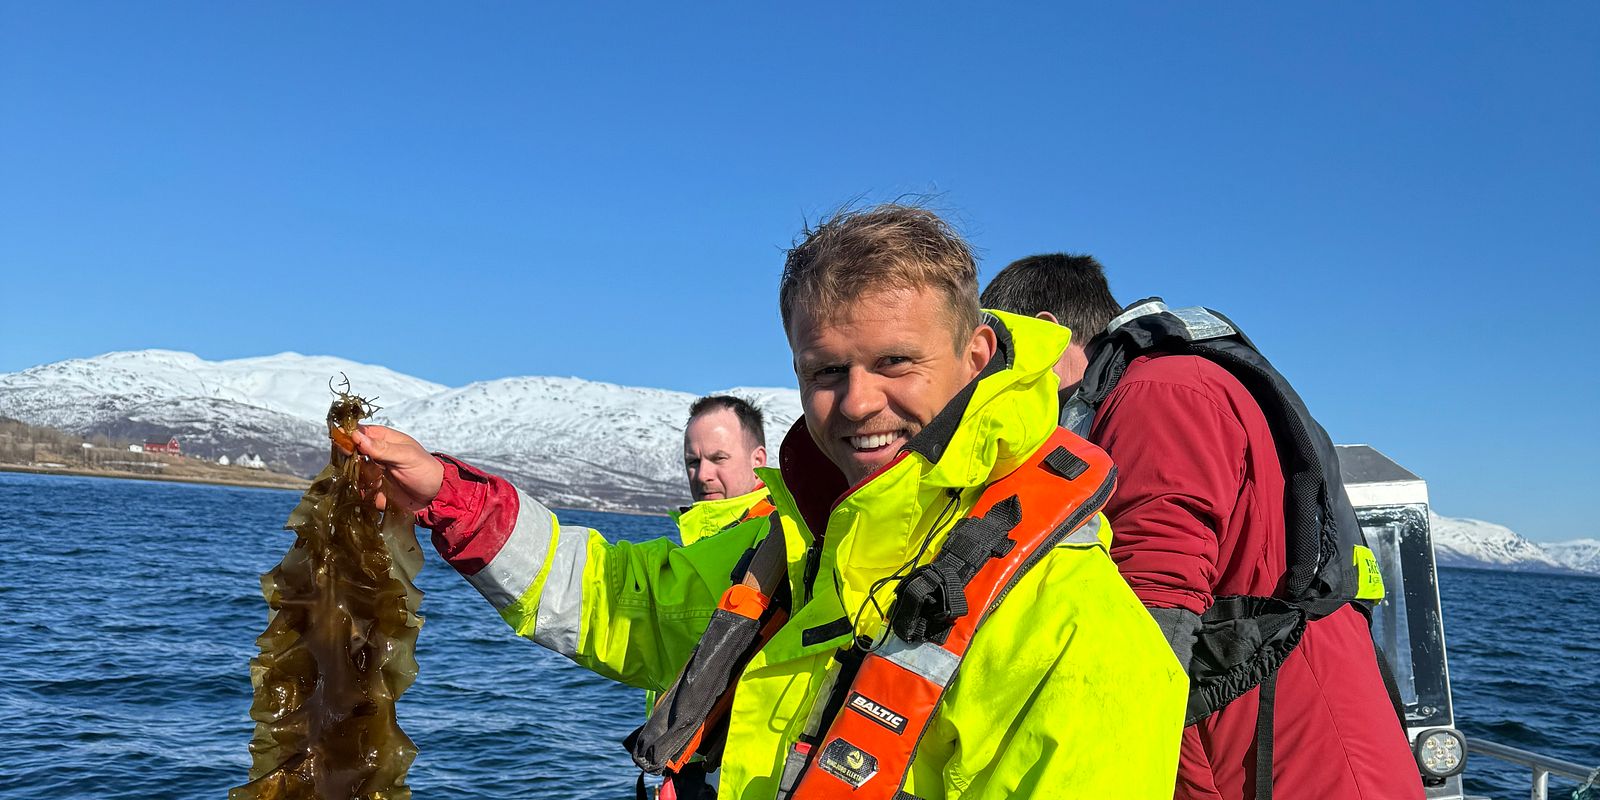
752, 446, 768, 469
1035, 310, 1061, 326
965, 323, 998, 379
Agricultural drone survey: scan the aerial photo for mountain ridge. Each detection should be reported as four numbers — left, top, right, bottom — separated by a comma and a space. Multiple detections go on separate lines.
1428, 512, 1593, 576
0, 349, 799, 513
1, 349, 1592, 576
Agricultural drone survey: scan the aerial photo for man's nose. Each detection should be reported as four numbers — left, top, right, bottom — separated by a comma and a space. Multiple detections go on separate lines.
839, 369, 887, 421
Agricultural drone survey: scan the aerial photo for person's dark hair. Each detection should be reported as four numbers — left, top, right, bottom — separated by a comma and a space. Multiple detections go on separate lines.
780, 203, 980, 350
980, 253, 1122, 344
688, 395, 766, 449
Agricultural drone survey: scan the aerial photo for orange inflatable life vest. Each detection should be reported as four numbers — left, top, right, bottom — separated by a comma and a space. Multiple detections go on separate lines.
629, 427, 1115, 799
779, 426, 1115, 799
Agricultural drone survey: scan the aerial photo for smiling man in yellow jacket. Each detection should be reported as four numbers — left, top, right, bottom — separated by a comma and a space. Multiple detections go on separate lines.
351, 204, 1186, 798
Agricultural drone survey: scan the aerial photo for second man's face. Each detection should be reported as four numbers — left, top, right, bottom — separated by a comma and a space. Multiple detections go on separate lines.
788, 286, 995, 486
683, 408, 766, 502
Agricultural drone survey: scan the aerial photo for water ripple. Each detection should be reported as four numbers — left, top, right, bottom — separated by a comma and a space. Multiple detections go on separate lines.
2, 471, 1594, 799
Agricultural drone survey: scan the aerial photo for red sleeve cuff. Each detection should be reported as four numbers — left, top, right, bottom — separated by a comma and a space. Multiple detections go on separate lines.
418, 453, 521, 575
416, 454, 474, 531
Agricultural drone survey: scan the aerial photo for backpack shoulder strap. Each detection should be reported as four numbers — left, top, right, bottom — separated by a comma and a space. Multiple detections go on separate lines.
1062, 297, 1240, 434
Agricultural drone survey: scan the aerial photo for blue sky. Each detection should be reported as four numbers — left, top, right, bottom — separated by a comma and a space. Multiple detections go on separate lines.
2, 3, 1596, 540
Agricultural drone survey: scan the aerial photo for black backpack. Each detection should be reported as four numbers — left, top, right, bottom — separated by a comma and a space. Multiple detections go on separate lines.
1061, 298, 1394, 799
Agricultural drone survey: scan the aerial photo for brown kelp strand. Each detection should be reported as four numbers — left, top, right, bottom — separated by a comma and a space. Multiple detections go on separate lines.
232, 382, 424, 800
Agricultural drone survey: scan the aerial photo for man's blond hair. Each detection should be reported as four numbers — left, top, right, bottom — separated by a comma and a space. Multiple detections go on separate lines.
779, 204, 981, 349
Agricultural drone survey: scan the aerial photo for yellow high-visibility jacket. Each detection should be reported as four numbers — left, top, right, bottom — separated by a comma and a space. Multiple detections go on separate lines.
649, 487, 773, 713
668, 485, 772, 546
433, 311, 1186, 798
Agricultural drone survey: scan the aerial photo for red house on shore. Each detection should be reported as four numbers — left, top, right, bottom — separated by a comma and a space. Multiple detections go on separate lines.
143, 436, 181, 455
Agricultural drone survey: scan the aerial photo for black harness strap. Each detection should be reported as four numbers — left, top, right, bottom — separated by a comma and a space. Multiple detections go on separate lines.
1254, 671, 1277, 800
888, 496, 1022, 644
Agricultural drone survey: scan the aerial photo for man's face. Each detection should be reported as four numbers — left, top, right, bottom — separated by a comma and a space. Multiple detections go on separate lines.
789, 286, 996, 485
683, 408, 766, 502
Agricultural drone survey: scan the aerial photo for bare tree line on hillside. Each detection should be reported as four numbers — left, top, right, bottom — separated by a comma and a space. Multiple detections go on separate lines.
0, 417, 161, 469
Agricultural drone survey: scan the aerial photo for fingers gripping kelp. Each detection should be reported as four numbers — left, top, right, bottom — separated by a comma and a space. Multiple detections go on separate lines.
233, 381, 424, 799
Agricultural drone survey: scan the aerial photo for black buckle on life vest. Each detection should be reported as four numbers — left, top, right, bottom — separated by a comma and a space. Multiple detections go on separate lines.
889, 495, 1022, 644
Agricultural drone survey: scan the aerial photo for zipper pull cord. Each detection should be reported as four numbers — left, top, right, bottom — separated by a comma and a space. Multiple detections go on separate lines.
852, 487, 964, 653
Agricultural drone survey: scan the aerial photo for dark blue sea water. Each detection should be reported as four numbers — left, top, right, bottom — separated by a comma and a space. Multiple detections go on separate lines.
0, 471, 1594, 799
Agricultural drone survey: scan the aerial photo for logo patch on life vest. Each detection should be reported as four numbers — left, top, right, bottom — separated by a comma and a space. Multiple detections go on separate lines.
818, 737, 879, 788
1353, 545, 1385, 601
847, 692, 909, 734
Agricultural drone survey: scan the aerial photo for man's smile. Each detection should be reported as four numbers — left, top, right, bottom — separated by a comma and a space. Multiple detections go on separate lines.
848, 431, 904, 451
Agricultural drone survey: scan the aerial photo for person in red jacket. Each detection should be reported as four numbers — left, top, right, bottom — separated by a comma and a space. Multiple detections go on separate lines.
982, 253, 1423, 800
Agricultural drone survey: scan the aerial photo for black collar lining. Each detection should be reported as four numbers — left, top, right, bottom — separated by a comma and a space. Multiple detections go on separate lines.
776, 314, 1016, 532
903, 313, 1013, 466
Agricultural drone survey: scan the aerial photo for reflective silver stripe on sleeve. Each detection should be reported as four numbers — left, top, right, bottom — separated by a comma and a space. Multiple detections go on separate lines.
878, 634, 960, 688
531, 515, 592, 658
1169, 306, 1237, 341
1060, 517, 1102, 546
466, 489, 557, 610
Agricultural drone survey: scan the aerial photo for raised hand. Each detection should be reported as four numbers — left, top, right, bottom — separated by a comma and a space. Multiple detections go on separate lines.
336, 425, 444, 514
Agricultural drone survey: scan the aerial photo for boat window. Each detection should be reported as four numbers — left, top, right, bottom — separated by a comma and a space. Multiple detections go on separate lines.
1366, 519, 1419, 706
1355, 503, 1453, 730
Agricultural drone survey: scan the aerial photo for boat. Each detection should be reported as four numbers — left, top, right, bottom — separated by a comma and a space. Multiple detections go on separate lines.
1337, 445, 1599, 800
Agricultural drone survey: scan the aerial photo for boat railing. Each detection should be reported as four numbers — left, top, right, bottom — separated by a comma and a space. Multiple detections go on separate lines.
1467, 737, 1599, 800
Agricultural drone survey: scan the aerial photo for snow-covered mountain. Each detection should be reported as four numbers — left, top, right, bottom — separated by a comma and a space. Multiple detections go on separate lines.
0, 351, 449, 476
1544, 539, 1600, 575
0, 350, 800, 512
0, 350, 1593, 571
0, 350, 446, 428
1428, 512, 1577, 574
1428, 513, 1600, 577
378, 376, 800, 511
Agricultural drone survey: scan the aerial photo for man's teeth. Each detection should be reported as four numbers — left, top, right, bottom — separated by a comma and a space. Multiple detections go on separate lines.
850, 432, 898, 450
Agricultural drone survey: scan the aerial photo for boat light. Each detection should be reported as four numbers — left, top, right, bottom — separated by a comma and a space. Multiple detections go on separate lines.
1413, 727, 1467, 779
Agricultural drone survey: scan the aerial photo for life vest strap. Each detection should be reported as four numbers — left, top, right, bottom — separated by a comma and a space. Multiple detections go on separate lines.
889, 495, 1021, 644
626, 515, 789, 776
784, 427, 1117, 800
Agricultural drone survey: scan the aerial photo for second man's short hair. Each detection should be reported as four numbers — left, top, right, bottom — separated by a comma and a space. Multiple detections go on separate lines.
981, 253, 1122, 343
688, 395, 767, 449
